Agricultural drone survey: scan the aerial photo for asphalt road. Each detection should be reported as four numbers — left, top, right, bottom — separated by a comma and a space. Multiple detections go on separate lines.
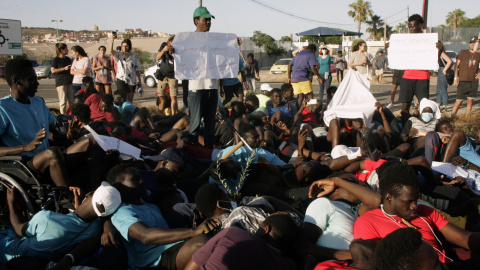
0, 73, 471, 114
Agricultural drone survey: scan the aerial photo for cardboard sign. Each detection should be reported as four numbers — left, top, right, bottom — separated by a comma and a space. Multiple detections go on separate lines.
388, 33, 438, 70
173, 32, 239, 80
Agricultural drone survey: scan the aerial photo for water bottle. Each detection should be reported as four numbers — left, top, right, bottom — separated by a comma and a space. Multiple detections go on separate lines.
137, 87, 144, 96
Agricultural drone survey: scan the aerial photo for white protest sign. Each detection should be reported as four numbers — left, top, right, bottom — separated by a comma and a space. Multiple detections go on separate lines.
172, 32, 239, 80
0, 19, 22, 56
84, 125, 142, 160
388, 33, 438, 70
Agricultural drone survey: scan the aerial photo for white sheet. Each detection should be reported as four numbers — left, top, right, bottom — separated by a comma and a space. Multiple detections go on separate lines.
323, 69, 377, 128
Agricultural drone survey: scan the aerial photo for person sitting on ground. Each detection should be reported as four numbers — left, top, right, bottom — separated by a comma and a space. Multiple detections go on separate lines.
185, 214, 299, 270
0, 58, 107, 190
107, 164, 222, 270
295, 171, 381, 262
113, 88, 156, 132
375, 228, 442, 270
281, 83, 299, 116
256, 83, 273, 108
0, 182, 121, 266
354, 162, 480, 265
267, 88, 293, 122
75, 76, 98, 101
243, 94, 269, 126
65, 95, 85, 115
85, 92, 116, 122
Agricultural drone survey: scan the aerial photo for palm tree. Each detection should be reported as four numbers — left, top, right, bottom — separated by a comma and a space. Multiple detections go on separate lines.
446, 9, 466, 39
348, 0, 373, 37
395, 22, 407, 33
366, 15, 384, 40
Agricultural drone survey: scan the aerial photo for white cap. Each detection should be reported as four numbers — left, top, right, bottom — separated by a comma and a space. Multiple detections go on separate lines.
419, 98, 441, 120
260, 83, 273, 91
92, 181, 122, 217
331, 145, 362, 160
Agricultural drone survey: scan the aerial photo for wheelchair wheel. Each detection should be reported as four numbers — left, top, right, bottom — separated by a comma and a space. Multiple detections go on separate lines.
0, 172, 36, 219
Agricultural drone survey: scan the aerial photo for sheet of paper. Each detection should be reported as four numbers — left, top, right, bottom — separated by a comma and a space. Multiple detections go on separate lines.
172, 32, 239, 80
84, 125, 142, 160
388, 33, 439, 70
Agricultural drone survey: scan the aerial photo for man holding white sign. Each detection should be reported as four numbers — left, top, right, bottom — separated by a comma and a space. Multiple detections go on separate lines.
173, 6, 240, 149
388, 14, 436, 119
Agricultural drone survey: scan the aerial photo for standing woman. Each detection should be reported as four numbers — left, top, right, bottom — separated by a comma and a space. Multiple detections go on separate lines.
70, 45, 92, 96
436, 42, 452, 112
317, 46, 332, 101
110, 33, 142, 102
92, 45, 113, 95
50, 43, 73, 114
349, 40, 371, 79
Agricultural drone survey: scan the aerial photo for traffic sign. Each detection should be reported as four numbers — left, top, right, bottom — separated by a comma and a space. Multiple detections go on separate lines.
0, 19, 22, 56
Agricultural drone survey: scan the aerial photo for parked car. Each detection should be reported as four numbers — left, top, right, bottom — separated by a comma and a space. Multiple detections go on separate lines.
445, 50, 458, 70
270, 58, 292, 74
35, 59, 54, 79
144, 64, 159, 87
0, 66, 4, 78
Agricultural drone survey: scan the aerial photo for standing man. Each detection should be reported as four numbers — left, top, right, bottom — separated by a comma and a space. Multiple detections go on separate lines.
334, 50, 346, 83
398, 14, 430, 118
156, 35, 178, 115
452, 36, 480, 116
188, 6, 218, 149
244, 53, 260, 93
288, 44, 321, 108
373, 50, 388, 84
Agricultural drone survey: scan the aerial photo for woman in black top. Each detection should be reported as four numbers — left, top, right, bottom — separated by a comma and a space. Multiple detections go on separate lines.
50, 43, 74, 114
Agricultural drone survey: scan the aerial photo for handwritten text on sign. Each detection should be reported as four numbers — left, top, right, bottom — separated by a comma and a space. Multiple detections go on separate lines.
388, 33, 439, 70
173, 32, 239, 80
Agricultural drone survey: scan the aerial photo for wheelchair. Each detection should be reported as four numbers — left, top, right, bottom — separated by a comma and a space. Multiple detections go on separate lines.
0, 155, 74, 221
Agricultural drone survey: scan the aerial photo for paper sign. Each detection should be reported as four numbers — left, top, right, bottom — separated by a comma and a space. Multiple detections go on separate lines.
84, 125, 142, 160
172, 32, 239, 80
388, 33, 439, 70
307, 99, 317, 105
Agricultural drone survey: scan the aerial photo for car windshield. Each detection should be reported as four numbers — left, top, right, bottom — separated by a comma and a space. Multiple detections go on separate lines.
446, 52, 457, 59
42, 59, 52, 66
275, 59, 291, 65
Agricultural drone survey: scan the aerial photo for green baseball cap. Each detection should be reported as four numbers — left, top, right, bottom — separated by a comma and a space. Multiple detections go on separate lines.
194, 6, 215, 19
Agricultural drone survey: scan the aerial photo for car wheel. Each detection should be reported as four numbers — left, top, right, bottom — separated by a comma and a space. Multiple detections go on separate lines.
145, 76, 156, 88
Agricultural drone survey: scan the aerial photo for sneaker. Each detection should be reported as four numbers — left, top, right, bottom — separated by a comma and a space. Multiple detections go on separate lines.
386, 103, 393, 109
360, 129, 379, 161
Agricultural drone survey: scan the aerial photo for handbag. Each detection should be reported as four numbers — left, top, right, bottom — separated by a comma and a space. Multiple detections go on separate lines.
441, 58, 455, 85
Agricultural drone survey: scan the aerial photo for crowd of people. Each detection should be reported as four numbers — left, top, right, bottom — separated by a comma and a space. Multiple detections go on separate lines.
1, 8, 480, 270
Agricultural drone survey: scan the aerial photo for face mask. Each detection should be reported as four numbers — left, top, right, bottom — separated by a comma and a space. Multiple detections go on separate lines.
421, 113, 434, 122
322, 50, 327, 54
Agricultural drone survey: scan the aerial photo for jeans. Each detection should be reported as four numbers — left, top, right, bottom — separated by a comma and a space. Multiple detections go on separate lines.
188, 89, 218, 149
72, 83, 83, 96
436, 67, 448, 106
182, 80, 189, 108
336, 69, 344, 82
246, 77, 256, 92
317, 73, 332, 101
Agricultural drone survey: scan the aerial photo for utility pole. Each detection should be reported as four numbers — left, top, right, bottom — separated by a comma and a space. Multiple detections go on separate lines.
199, 0, 202, 6
384, 18, 387, 47
51, 19, 63, 42
407, 6, 409, 21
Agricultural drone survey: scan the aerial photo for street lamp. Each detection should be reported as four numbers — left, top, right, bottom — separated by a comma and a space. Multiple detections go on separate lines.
51, 19, 63, 42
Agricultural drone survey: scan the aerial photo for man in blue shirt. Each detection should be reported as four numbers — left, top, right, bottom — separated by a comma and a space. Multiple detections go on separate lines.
107, 164, 221, 270
113, 88, 156, 131
0, 58, 106, 191
288, 44, 321, 108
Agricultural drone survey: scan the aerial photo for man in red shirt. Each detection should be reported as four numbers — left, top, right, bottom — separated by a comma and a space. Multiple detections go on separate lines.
85, 93, 116, 122
353, 162, 480, 265
398, 14, 430, 118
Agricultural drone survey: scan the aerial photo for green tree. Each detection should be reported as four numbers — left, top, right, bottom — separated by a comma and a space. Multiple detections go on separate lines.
252, 31, 287, 61
395, 22, 407, 33
280, 36, 292, 41
446, 9, 466, 39
366, 15, 384, 40
299, 36, 342, 45
124, 32, 133, 40
132, 48, 153, 69
459, 15, 480, 28
348, 0, 373, 36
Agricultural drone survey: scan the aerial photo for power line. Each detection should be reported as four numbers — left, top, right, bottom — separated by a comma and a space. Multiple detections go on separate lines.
249, 0, 356, 26
383, 8, 408, 19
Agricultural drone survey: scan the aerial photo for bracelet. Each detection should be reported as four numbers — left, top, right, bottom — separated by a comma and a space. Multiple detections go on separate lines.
64, 253, 75, 264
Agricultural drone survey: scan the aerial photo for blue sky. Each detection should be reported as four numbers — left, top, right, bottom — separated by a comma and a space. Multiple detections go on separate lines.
1, 0, 478, 39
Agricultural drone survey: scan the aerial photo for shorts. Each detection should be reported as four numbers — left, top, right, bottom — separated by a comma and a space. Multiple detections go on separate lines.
375, 69, 384, 76
157, 77, 179, 97
223, 83, 243, 96
398, 78, 429, 103
292, 80, 313, 95
392, 70, 405, 85
94, 82, 111, 86
456, 81, 478, 99
116, 79, 136, 93
158, 241, 185, 270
